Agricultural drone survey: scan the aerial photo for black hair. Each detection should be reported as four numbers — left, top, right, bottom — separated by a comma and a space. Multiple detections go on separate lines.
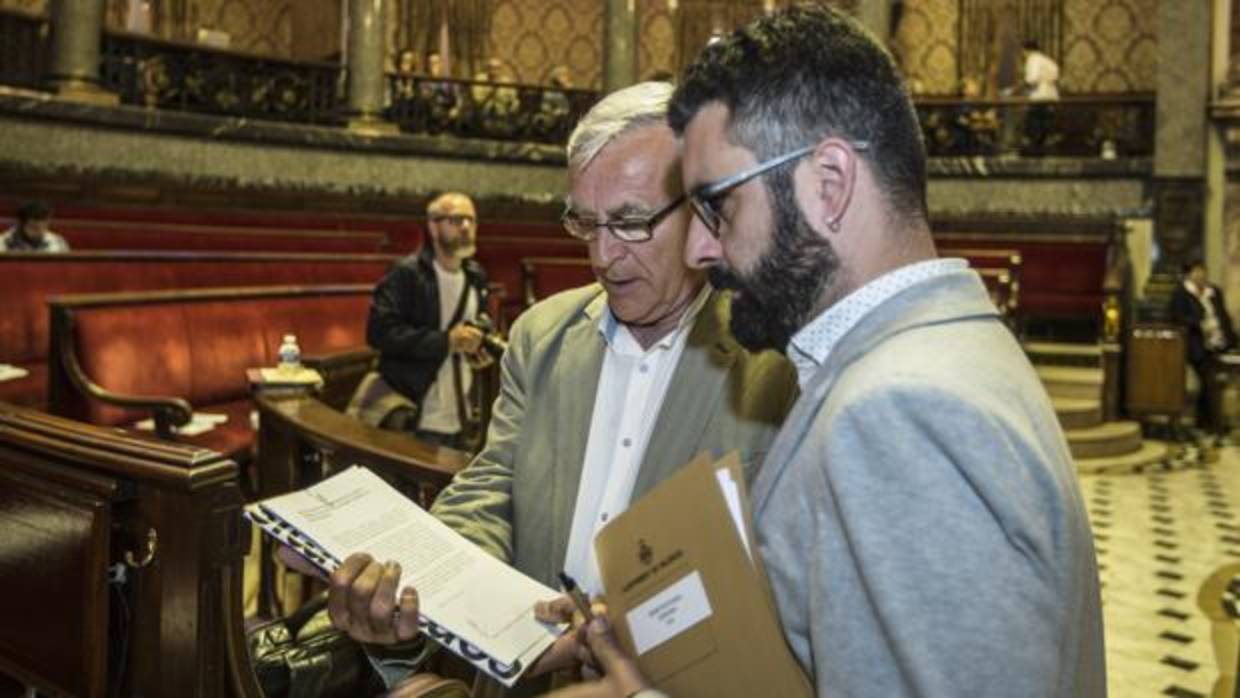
16, 201, 50, 223
668, 4, 928, 223
1022, 39, 1040, 52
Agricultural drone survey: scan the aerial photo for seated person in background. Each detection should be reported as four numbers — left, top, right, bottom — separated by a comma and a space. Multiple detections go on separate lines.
1170, 259, 1238, 431
392, 48, 419, 101
360, 192, 490, 449
287, 81, 797, 696
533, 65, 574, 138
420, 51, 459, 128
471, 57, 521, 136
952, 76, 998, 154
1, 201, 69, 252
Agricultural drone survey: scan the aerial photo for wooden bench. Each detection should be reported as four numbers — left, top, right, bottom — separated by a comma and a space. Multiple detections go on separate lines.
520, 256, 595, 307
48, 218, 391, 253
0, 398, 472, 696
940, 247, 1022, 317
0, 403, 258, 697
932, 215, 1126, 340
47, 285, 375, 463
472, 222, 587, 324
0, 251, 393, 409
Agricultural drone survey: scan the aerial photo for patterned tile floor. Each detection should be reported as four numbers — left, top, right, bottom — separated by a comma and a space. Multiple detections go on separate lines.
1081, 440, 1240, 697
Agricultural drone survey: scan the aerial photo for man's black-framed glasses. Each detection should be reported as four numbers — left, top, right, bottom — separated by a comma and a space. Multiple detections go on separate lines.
689, 140, 870, 237
561, 194, 687, 243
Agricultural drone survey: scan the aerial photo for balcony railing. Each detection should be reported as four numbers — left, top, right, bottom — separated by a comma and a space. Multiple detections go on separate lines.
915, 94, 1155, 159
99, 31, 342, 125
385, 75, 598, 144
0, 8, 46, 90
0, 7, 1155, 158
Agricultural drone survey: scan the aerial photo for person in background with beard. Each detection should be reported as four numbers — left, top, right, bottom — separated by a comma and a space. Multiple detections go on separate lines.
363, 192, 491, 449
550, 6, 1106, 697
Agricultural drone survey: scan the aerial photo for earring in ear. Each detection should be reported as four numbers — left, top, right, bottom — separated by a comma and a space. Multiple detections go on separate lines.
827, 218, 842, 233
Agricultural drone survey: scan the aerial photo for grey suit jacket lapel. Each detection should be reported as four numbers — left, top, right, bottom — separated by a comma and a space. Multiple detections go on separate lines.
634, 291, 737, 497
548, 294, 607, 573
749, 270, 1000, 515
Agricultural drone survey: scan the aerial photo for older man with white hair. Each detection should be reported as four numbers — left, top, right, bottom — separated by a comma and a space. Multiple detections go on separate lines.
301, 81, 797, 696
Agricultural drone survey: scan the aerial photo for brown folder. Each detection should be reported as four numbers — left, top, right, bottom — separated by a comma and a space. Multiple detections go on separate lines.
593, 452, 813, 698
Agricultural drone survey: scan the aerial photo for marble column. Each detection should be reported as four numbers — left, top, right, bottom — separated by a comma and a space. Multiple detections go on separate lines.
345, 0, 397, 135
47, 0, 117, 105
603, 0, 638, 93
1151, 0, 1212, 275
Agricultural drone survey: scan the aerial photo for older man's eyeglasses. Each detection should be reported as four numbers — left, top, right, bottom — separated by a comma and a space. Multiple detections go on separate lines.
561, 195, 686, 243
431, 214, 476, 227
689, 141, 869, 237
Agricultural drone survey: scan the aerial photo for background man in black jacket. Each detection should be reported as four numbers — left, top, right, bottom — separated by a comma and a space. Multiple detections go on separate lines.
366, 192, 491, 448
1169, 259, 1237, 431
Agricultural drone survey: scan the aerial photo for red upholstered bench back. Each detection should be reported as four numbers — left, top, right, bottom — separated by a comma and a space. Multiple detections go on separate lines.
519, 257, 596, 307
0, 252, 391, 368
933, 216, 1121, 332
49, 286, 373, 426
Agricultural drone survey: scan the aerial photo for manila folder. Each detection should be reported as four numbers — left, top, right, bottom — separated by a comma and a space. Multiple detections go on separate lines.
593, 452, 813, 698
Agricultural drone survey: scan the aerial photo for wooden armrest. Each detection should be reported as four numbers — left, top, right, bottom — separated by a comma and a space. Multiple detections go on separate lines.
55, 316, 193, 438
302, 346, 377, 372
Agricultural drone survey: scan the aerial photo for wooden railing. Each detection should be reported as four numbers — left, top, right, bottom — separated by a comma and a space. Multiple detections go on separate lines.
0, 8, 1154, 156
915, 93, 1155, 158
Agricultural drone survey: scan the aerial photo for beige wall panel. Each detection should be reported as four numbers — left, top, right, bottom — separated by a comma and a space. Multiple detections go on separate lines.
892, 0, 958, 95
638, 2, 676, 81
488, 0, 603, 88
193, 0, 294, 58
1061, 0, 1156, 92
0, 0, 45, 12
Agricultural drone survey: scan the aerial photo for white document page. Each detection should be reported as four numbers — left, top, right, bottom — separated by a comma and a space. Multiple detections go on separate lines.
714, 468, 751, 560
258, 466, 559, 668
0, 364, 29, 382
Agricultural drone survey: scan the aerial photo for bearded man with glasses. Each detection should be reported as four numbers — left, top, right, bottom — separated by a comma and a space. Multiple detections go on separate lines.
363, 191, 492, 449
557, 6, 1105, 698
305, 81, 797, 697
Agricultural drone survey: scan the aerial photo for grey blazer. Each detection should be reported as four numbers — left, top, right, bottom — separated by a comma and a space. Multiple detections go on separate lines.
753, 269, 1106, 697
432, 284, 797, 588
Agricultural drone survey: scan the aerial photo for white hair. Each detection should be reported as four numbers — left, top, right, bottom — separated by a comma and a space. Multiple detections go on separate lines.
566, 81, 674, 175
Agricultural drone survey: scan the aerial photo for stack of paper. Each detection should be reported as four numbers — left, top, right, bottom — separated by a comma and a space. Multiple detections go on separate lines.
258, 367, 324, 386
245, 466, 561, 686
134, 412, 228, 436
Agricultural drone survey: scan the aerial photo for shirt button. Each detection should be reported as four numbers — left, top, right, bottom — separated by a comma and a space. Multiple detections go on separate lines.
622, 437, 632, 447
601, 512, 609, 522
639, 364, 649, 373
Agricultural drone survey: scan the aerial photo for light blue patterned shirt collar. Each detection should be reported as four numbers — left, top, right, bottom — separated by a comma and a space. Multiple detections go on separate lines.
787, 258, 967, 387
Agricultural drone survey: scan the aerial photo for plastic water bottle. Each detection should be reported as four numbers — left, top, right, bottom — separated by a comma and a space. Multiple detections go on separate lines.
277, 334, 301, 373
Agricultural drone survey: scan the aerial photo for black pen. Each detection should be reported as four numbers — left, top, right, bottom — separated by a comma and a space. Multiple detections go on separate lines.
558, 571, 595, 623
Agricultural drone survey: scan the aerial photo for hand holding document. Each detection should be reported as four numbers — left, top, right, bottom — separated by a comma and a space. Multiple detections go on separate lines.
592, 453, 812, 698
246, 466, 561, 686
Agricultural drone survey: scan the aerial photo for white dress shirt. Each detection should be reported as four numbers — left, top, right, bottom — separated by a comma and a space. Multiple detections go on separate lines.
563, 286, 711, 596
1024, 50, 1060, 101
418, 260, 479, 434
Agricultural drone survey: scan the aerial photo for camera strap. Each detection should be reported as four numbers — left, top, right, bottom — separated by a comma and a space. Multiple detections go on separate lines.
448, 277, 477, 446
